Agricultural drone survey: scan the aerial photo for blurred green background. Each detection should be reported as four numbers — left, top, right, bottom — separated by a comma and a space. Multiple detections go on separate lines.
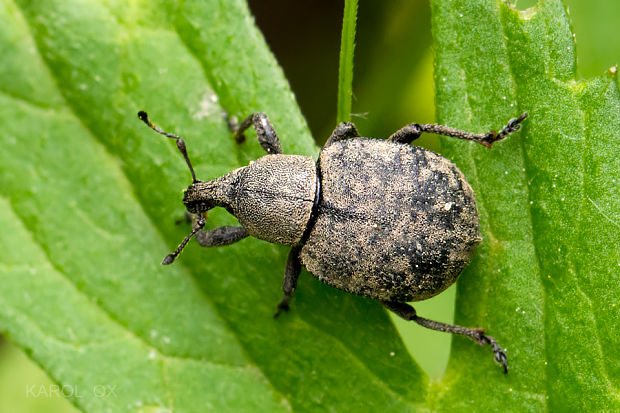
1, 0, 617, 411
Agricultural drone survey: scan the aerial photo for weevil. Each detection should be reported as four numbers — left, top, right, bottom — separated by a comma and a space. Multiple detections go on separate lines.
138, 110, 527, 373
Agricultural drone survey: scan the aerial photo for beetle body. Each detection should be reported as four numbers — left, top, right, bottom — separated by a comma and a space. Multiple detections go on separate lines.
185, 138, 480, 302
140, 110, 527, 373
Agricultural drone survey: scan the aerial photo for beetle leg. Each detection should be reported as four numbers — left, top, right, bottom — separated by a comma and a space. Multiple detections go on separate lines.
381, 300, 508, 374
324, 121, 361, 147
194, 226, 249, 247
389, 112, 528, 148
274, 246, 302, 318
233, 112, 283, 154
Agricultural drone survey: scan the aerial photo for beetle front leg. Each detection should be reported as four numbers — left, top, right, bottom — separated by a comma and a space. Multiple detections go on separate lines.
195, 226, 249, 247
324, 121, 360, 147
274, 246, 301, 318
381, 300, 508, 373
233, 112, 283, 154
389, 113, 527, 148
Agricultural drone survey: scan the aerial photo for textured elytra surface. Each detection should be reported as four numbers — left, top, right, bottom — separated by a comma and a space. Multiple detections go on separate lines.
300, 138, 480, 302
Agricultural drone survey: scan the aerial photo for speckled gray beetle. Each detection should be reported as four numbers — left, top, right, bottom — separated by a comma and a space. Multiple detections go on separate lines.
138, 110, 527, 373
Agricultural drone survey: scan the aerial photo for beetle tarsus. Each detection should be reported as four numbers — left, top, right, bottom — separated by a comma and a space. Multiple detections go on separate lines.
273, 298, 290, 318
495, 112, 528, 141
480, 112, 528, 147
471, 329, 509, 374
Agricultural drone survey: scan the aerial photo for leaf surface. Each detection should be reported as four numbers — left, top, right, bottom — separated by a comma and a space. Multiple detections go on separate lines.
0, 0, 617, 412
0, 0, 424, 411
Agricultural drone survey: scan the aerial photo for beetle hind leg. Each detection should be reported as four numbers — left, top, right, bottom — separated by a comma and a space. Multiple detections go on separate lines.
274, 246, 302, 318
381, 300, 508, 373
388, 113, 527, 148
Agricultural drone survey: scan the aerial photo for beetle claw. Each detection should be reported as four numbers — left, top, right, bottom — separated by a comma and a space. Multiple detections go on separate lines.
478, 332, 509, 374
273, 305, 289, 319
273, 298, 290, 319
495, 348, 509, 374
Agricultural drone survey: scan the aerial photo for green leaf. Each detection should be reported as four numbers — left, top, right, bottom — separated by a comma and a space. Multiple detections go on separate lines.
1, 0, 618, 411
432, 0, 619, 410
0, 0, 424, 412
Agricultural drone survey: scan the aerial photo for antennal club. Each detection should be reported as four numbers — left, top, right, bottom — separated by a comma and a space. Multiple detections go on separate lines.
161, 216, 206, 265
138, 111, 198, 183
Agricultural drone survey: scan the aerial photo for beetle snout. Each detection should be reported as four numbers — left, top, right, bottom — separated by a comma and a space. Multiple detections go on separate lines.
182, 184, 214, 214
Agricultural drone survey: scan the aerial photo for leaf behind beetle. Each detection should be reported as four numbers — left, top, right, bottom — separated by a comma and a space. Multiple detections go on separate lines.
432, 0, 619, 411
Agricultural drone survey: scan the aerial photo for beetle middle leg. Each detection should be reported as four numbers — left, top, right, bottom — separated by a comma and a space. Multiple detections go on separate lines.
389, 113, 528, 148
181, 214, 249, 247
195, 226, 249, 247
233, 112, 283, 154
381, 300, 508, 373
274, 246, 302, 318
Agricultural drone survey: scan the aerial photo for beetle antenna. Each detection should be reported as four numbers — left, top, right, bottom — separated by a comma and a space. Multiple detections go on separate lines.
138, 111, 198, 183
161, 216, 206, 265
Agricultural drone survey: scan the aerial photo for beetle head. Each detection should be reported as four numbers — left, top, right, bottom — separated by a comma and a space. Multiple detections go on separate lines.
183, 183, 215, 214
